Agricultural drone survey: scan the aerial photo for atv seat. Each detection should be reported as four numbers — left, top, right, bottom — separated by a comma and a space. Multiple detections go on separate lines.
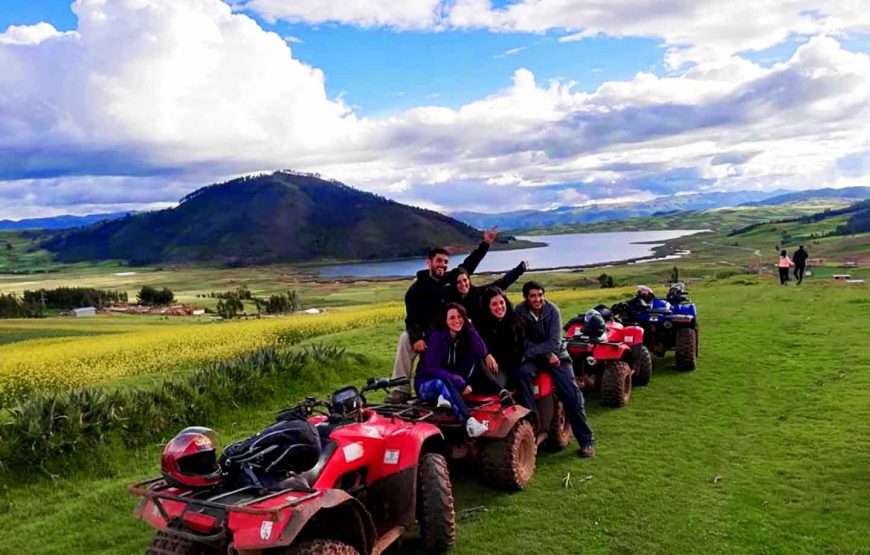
299, 439, 337, 487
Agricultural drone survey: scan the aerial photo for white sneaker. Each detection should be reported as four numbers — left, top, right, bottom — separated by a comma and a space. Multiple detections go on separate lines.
436, 394, 452, 409
465, 416, 489, 438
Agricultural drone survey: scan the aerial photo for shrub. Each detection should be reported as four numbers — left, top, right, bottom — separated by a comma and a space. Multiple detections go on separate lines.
0, 344, 345, 474
598, 273, 615, 288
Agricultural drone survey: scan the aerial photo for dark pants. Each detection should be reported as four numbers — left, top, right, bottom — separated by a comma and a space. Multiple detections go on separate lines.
778, 267, 789, 285
457, 354, 505, 395
515, 359, 595, 447
794, 263, 805, 284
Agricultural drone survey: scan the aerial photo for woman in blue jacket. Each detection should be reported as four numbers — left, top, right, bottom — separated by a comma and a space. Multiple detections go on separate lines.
414, 303, 504, 437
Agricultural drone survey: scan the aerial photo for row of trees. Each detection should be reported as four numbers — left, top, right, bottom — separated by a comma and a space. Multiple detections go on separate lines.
215, 288, 301, 319
22, 287, 128, 310
0, 293, 44, 318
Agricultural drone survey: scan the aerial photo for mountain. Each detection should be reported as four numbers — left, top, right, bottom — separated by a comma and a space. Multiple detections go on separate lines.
0, 211, 135, 231
740, 186, 870, 206
41, 172, 484, 265
452, 190, 786, 230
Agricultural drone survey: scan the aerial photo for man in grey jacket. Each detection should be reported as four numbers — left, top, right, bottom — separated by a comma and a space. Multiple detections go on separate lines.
515, 281, 596, 457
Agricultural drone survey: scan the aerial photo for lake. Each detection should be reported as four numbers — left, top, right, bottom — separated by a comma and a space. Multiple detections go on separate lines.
316, 229, 707, 278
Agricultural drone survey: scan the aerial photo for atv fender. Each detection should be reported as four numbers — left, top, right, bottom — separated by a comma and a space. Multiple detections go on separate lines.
373, 422, 445, 479
592, 342, 627, 360
479, 404, 533, 439
232, 489, 375, 553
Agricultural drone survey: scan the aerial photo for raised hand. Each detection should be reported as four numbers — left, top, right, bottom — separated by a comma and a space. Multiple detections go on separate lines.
483, 227, 499, 245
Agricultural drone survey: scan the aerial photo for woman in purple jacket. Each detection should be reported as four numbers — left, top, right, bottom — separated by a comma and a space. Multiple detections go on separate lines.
415, 303, 505, 437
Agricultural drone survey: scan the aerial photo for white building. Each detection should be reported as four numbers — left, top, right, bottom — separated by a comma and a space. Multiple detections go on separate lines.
71, 307, 96, 317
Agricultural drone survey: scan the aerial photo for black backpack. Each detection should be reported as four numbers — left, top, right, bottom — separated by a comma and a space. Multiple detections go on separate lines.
220, 419, 321, 480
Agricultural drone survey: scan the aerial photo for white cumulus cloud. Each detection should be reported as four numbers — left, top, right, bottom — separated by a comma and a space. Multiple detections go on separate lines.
0, 0, 869, 218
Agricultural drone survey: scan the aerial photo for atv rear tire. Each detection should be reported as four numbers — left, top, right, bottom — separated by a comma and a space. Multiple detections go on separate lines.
631, 345, 653, 387
146, 531, 217, 555
675, 328, 698, 371
601, 360, 632, 407
481, 420, 537, 491
287, 539, 360, 554
417, 452, 456, 552
542, 400, 572, 451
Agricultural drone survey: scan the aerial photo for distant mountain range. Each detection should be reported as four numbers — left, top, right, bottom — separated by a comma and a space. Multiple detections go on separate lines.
0, 211, 136, 231
452, 187, 870, 230
40, 172, 485, 266
739, 186, 870, 207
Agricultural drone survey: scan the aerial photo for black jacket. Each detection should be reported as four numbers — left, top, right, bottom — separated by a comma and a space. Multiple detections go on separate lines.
445, 261, 526, 324
793, 247, 808, 265
404, 242, 490, 342
477, 314, 525, 373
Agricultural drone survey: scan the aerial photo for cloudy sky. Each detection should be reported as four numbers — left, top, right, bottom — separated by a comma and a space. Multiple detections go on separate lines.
1, 0, 869, 219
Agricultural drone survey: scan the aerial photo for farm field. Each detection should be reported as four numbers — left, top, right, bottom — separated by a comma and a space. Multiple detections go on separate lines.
0, 275, 867, 554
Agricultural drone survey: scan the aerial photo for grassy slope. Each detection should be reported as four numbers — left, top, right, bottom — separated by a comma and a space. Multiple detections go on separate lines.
0, 279, 868, 554
520, 202, 852, 235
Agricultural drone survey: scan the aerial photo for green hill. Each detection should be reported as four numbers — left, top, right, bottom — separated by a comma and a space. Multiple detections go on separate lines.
41, 172, 484, 266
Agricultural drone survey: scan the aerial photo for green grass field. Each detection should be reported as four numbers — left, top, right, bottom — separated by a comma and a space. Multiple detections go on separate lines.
0, 277, 867, 554
0, 209, 868, 554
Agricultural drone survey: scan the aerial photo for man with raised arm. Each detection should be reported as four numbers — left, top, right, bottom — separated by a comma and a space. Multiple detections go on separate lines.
385, 228, 499, 403
515, 281, 596, 458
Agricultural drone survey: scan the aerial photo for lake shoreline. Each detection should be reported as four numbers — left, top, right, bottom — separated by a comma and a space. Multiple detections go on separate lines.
308, 229, 708, 281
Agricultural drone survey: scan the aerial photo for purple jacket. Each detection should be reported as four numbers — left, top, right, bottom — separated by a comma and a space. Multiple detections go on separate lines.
414, 324, 488, 393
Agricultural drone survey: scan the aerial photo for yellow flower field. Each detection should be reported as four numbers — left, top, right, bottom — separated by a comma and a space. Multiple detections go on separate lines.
0, 286, 634, 398
0, 304, 403, 395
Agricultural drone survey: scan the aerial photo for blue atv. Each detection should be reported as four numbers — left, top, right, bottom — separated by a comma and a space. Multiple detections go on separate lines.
612, 283, 699, 371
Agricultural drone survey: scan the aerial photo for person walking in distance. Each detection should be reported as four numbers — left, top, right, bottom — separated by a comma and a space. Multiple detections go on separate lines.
385, 228, 499, 403
515, 281, 596, 457
793, 245, 808, 285
777, 249, 794, 286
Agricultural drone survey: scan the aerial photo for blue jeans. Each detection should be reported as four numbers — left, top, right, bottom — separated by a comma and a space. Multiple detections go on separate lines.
515, 358, 595, 447
417, 378, 470, 420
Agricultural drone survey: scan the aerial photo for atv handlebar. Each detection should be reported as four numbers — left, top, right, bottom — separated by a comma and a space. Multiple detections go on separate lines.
363, 376, 409, 393
276, 377, 408, 422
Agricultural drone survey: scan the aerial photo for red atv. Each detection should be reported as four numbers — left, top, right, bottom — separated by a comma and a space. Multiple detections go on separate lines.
564, 310, 649, 407
130, 377, 456, 554
374, 373, 571, 492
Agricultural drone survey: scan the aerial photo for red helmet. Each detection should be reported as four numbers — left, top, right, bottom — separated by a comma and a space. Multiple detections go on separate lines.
161, 427, 222, 488
636, 285, 655, 302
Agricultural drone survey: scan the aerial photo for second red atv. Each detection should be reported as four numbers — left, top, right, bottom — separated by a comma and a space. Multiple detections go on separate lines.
130, 377, 456, 555
564, 309, 649, 407
375, 372, 571, 492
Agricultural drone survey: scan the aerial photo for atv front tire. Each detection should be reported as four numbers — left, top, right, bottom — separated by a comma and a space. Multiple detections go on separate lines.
481, 420, 537, 490
287, 539, 360, 554
601, 360, 632, 407
417, 452, 456, 552
146, 531, 217, 555
631, 345, 653, 386
542, 400, 572, 451
675, 328, 698, 371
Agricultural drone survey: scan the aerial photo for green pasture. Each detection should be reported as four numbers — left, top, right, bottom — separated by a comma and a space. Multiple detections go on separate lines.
521, 202, 852, 235
0, 276, 867, 554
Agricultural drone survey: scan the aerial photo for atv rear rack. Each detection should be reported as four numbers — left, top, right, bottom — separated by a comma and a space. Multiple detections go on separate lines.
369, 403, 435, 422
129, 477, 320, 517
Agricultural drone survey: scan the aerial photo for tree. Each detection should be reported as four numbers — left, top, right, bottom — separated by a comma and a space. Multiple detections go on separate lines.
216, 294, 244, 319
137, 286, 174, 306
